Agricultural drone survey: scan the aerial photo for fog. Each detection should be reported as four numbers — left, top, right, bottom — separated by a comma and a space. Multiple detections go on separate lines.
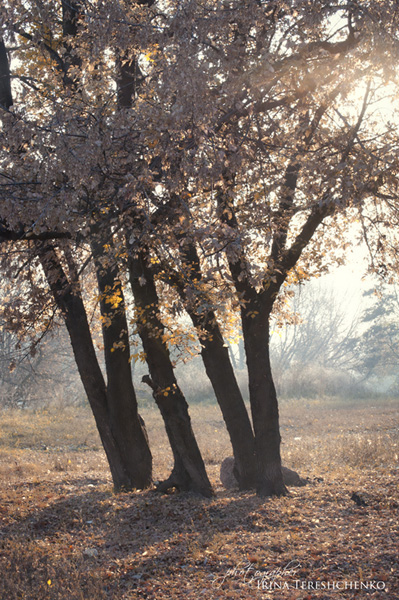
1, 255, 397, 410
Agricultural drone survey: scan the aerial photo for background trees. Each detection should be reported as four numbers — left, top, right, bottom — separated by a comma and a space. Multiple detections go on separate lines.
1, 0, 399, 497
354, 287, 399, 393
270, 280, 362, 398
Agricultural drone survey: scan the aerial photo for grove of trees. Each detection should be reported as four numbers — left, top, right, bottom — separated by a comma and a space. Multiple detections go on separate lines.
1, 0, 399, 497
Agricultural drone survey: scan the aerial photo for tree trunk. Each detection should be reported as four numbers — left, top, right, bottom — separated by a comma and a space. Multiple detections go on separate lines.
39, 243, 151, 491
0, 40, 13, 109
128, 248, 214, 497
187, 309, 257, 489
241, 304, 287, 497
216, 190, 286, 496
175, 238, 257, 488
90, 237, 153, 491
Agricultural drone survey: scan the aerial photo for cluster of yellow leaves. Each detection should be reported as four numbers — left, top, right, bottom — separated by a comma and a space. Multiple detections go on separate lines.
143, 44, 159, 64
159, 383, 177, 397
286, 266, 312, 285
133, 303, 157, 326
102, 284, 124, 310
129, 350, 147, 364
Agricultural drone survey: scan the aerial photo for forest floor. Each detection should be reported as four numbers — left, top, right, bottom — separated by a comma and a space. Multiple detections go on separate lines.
0, 397, 398, 599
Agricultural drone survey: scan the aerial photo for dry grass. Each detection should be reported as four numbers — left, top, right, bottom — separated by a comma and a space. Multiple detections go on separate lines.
0, 397, 398, 599
279, 398, 399, 476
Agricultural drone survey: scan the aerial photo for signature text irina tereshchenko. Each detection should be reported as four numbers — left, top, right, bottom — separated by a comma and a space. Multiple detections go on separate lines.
212, 560, 386, 592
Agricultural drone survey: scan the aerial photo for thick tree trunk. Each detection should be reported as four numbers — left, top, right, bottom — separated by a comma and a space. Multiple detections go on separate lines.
91, 238, 152, 491
187, 309, 257, 489
216, 190, 286, 496
128, 248, 214, 497
176, 238, 257, 488
39, 244, 150, 491
241, 305, 287, 497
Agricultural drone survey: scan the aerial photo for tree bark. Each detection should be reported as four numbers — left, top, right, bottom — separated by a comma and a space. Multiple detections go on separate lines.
39, 243, 151, 491
241, 303, 287, 497
128, 247, 214, 497
0, 40, 13, 109
90, 236, 153, 491
151, 226, 258, 489
172, 237, 257, 489
216, 190, 287, 496
187, 309, 257, 489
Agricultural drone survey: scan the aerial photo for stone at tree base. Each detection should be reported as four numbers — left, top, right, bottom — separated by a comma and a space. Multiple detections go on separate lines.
220, 456, 307, 489
220, 457, 238, 489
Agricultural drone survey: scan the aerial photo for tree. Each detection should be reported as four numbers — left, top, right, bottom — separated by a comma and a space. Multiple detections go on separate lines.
128, 0, 399, 495
38, 242, 153, 491
355, 287, 399, 392
0, 0, 214, 496
127, 244, 213, 496
155, 223, 257, 489
0, 1, 155, 491
0, 40, 12, 109
0, 320, 41, 407
0, 316, 84, 408
1, 0, 399, 498
270, 280, 362, 397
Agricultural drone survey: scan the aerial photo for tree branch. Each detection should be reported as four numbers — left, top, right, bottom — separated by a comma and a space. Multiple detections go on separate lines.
0, 40, 13, 108
0, 221, 71, 243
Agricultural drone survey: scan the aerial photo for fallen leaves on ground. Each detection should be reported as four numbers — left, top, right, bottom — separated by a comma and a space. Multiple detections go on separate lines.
0, 399, 397, 599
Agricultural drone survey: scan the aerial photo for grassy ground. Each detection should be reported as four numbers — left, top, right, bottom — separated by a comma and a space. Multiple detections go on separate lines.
0, 397, 398, 599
